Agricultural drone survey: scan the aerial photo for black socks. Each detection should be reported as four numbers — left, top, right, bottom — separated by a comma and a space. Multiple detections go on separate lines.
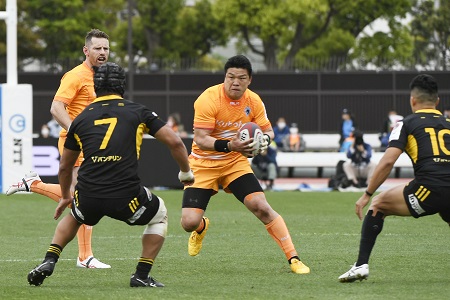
356, 210, 384, 266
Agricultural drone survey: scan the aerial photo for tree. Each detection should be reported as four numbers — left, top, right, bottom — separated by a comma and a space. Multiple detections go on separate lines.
350, 20, 414, 70
0, 0, 125, 71
0, 0, 44, 70
213, 0, 412, 70
113, 0, 227, 71
22, 0, 124, 68
411, 0, 450, 70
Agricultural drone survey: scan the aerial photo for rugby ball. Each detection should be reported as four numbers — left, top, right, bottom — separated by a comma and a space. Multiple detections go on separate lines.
239, 122, 263, 156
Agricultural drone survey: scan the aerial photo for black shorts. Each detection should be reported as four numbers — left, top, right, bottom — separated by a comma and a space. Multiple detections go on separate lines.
71, 186, 160, 226
182, 173, 263, 210
403, 179, 450, 222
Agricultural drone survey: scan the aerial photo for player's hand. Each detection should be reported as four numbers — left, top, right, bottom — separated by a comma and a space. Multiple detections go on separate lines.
355, 194, 371, 220
248, 138, 260, 156
230, 134, 255, 157
259, 134, 270, 154
54, 197, 72, 220
179, 170, 195, 186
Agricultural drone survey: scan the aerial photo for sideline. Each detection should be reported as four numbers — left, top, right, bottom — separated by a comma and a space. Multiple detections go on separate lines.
262, 177, 412, 192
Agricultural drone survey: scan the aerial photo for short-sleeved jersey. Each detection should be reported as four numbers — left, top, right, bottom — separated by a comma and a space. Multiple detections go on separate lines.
388, 109, 450, 186
191, 83, 271, 160
64, 95, 165, 198
53, 62, 97, 137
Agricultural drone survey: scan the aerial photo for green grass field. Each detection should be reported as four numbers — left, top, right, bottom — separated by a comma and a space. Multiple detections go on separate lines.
0, 190, 448, 300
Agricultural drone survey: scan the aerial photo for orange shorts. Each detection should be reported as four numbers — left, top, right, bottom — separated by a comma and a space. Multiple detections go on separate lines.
58, 135, 84, 167
186, 154, 253, 193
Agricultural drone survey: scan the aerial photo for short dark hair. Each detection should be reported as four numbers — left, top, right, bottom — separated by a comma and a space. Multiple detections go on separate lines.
224, 55, 252, 77
85, 29, 109, 46
93, 62, 126, 97
409, 74, 439, 104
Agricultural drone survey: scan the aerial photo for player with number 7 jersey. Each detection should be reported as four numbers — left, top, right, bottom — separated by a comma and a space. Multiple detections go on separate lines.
6, 29, 112, 269
27, 62, 193, 288
66, 97, 164, 197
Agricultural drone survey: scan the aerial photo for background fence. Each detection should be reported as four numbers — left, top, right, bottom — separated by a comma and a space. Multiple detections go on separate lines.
3, 71, 450, 136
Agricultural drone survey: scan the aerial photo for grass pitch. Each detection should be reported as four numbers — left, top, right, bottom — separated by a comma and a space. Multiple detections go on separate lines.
0, 190, 448, 300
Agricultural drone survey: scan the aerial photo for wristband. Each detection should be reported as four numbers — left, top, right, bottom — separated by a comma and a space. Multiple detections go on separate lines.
214, 140, 231, 152
263, 134, 271, 144
365, 190, 374, 197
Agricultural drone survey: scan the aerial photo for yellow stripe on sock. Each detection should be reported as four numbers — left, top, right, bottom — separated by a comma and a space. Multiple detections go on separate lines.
139, 257, 154, 265
48, 246, 61, 256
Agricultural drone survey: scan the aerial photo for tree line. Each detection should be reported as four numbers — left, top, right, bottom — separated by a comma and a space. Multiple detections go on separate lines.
0, 0, 448, 72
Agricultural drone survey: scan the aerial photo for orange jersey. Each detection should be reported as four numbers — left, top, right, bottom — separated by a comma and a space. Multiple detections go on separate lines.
191, 83, 271, 161
53, 62, 96, 137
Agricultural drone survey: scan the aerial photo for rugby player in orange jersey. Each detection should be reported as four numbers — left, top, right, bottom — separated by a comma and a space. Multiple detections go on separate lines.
181, 55, 310, 274
7, 29, 111, 269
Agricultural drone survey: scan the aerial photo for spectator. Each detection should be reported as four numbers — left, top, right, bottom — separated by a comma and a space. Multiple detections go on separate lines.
339, 130, 355, 153
341, 130, 377, 188
339, 108, 356, 151
167, 112, 188, 137
379, 109, 403, 151
41, 124, 50, 138
443, 106, 450, 118
251, 144, 278, 190
273, 117, 290, 151
288, 123, 305, 152
41, 117, 62, 138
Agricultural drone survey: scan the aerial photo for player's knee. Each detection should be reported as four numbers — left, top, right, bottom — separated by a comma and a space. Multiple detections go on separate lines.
142, 194, 168, 237
245, 194, 272, 218
251, 207, 272, 221
369, 194, 383, 210
180, 215, 202, 232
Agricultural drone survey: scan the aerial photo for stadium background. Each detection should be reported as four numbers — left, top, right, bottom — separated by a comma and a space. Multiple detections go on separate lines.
6, 71, 450, 135
6, 70, 450, 187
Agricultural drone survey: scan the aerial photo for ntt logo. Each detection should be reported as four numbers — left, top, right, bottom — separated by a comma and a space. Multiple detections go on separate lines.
9, 114, 26, 133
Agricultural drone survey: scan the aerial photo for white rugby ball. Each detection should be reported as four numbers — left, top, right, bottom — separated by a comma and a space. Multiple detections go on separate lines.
239, 122, 263, 156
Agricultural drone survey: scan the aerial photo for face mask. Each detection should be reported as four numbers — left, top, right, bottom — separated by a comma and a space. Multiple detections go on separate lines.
278, 122, 286, 129
167, 120, 174, 127
290, 127, 298, 134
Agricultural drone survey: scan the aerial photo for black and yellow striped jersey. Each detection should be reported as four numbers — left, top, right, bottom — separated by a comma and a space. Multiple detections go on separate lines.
64, 95, 166, 198
389, 108, 450, 186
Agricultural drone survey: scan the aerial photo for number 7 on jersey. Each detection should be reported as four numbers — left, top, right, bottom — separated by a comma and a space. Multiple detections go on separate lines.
94, 117, 117, 149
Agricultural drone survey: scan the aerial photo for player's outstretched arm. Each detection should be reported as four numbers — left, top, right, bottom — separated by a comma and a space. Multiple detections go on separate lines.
153, 125, 194, 186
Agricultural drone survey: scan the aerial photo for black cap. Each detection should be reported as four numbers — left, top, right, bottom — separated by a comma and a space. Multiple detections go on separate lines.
342, 108, 350, 114
94, 62, 126, 97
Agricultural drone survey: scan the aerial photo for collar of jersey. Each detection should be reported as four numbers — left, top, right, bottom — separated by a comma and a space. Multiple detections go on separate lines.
93, 95, 124, 103
415, 108, 442, 115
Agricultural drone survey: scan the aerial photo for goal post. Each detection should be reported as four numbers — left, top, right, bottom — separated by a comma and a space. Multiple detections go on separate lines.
0, 0, 33, 193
